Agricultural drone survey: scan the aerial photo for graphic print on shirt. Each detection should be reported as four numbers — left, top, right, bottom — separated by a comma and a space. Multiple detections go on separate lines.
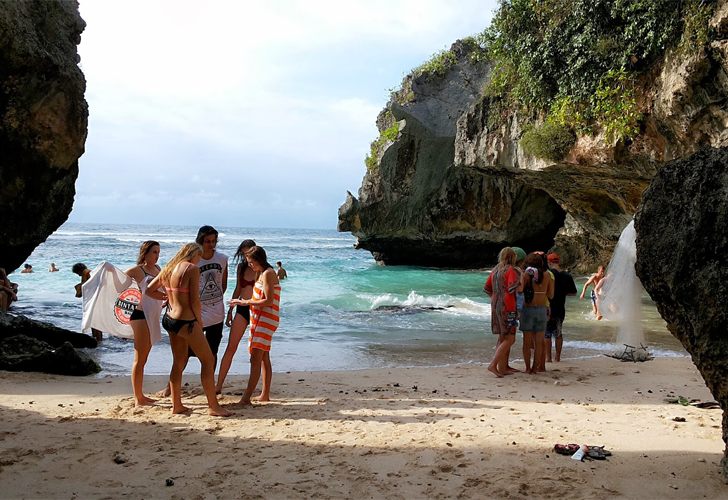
199, 263, 223, 305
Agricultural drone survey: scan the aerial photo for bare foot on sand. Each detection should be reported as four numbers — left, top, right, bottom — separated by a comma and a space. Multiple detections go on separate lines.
230, 400, 252, 409
487, 365, 503, 378
209, 407, 233, 417
156, 387, 171, 398
172, 405, 192, 414
252, 395, 270, 402
505, 366, 520, 374
135, 397, 157, 408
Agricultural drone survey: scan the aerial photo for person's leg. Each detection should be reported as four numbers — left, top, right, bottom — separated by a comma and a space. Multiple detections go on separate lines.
92, 328, 103, 342
533, 331, 546, 372
0, 291, 8, 312
235, 348, 265, 407
185, 325, 232, 417
203, 322, 224, 370
254, 351, 272, 402
522, 331, 534, 374
131, 319, 156, 407
495, 334, 516, 375
216, 315, 248, 393
168, 332, 191, 414
544, 336, 553, 363
555, 319, 564, 362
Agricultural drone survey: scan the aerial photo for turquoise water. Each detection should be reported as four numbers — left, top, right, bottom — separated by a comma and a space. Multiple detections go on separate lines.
9, 223, 685, 375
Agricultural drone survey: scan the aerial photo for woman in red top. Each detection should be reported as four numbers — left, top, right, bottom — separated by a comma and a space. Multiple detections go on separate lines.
484, 247, 523, 377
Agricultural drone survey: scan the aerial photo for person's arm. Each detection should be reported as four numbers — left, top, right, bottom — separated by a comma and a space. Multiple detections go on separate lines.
567, 276, 577, 296
222, 261, 228, 294
145, 275, 167, 301
124, 266, 143, 283
226, 264, 243, 327
188, 267, 203, 321
547, 274, 555, 300
580, 275, 594, 299
483, 273, 494, 297
242, 270, 278, 307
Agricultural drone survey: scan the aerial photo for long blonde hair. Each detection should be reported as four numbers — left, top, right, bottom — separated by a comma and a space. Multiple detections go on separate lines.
158, 243, 202, 286
495, 247, 516, 272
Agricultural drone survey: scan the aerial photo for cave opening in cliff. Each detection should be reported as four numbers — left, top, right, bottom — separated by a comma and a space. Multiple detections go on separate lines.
506, 187, 567, 260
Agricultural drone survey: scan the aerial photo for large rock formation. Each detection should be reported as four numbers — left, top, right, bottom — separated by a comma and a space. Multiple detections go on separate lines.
339, 7, 728, 271
0, 0, 87, 272
634, 146, 728, 481
0, 312, 97, 348
0, 335, 100, 376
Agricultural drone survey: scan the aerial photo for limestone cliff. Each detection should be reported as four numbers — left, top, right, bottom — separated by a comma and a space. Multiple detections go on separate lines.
0, 0, 88, 272
339, 5, 728, 271
634, 146, 728, 481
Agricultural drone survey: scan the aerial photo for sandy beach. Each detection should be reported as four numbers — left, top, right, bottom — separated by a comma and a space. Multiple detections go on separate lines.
0, 356, 724, 499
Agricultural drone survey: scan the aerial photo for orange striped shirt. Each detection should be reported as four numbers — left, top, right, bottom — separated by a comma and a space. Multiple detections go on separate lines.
249, 278, 281, 352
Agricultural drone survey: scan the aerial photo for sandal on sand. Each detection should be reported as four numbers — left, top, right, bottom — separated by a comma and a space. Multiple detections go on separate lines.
693, 401, 720, 409
554, 444, 580, 455
586, 446, 612, 458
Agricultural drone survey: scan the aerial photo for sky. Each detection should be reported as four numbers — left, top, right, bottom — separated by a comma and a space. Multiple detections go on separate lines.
71, 0, 499, 229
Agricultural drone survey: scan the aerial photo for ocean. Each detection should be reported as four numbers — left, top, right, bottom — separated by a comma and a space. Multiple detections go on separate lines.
9, 222, 686, 376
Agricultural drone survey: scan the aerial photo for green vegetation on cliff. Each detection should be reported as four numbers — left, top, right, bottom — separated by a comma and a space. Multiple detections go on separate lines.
484, 0, 717, 156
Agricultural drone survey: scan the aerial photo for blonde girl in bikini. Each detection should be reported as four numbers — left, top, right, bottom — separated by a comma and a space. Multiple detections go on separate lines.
227, 246, 280, 408
146, 243, 232, 417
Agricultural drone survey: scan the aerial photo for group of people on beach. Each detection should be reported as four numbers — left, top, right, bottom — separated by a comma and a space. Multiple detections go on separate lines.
484, 247, 579, 378
97, 225, 282, 417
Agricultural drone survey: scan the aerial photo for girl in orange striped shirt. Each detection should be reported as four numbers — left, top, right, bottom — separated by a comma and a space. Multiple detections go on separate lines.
227, 246, 280, 407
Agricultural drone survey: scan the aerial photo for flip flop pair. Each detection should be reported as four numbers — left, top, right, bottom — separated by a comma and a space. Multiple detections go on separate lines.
554, 444, 580, 455
585, 445, 612, 460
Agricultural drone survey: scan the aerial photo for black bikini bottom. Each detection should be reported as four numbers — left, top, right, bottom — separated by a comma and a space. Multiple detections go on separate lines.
235, 305, 251, 322
162, 313, 196, 335
130, 308, 145, 321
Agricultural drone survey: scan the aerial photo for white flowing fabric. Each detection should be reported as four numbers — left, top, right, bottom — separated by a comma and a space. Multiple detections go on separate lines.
81, 261, 138, 339
598, 220, 646, 350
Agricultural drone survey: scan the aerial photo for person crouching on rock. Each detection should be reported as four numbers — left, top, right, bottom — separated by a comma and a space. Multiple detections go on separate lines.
145, 243, 232, 417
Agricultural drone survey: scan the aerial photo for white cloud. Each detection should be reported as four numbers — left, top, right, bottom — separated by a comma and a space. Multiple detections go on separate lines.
73, 0, 499, 228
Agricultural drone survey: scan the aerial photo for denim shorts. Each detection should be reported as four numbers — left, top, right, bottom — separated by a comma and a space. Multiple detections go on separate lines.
520, 306, 548, 332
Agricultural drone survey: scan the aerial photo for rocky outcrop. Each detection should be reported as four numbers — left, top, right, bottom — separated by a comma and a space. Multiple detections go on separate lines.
339, 7, 728, 271
0, 335, 100, 376
0, 0, 88, 272
0, 312, 97, 348
634, 146, 728, 481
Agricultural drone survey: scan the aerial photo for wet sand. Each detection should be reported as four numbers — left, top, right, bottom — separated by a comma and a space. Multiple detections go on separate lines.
0, 356, 724, 499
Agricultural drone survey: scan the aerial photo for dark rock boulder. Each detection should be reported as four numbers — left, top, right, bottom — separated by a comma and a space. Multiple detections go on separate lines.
0, 312, 97, 348
635, 146, 728, 481
0, 0, 88, 272
0, 335, 100, 376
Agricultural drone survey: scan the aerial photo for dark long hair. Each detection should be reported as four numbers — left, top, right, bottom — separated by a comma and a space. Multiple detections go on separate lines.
244, 246, 273, 271
234, 239, 256, 265
137, 240, 160, 265
195, 225, 218, 246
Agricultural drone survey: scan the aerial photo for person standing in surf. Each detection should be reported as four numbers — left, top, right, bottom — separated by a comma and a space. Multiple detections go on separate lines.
484, 247, 523, 378
146, 243, 232, 417
228, 246, 281, 407
216, 239, 258, 394
125, 240, 164, 407
580, 265, 605, 319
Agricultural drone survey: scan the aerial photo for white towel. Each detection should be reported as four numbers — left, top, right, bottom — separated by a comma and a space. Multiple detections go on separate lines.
138, 274, 164, 345
81, 261, 138, 339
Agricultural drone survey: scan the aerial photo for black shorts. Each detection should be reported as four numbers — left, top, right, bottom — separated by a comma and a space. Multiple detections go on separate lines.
188, 322, 224, 358
235, 305, 251, 322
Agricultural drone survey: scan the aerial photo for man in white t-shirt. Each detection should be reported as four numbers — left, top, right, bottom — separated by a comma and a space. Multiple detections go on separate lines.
190, 225, 228, 366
